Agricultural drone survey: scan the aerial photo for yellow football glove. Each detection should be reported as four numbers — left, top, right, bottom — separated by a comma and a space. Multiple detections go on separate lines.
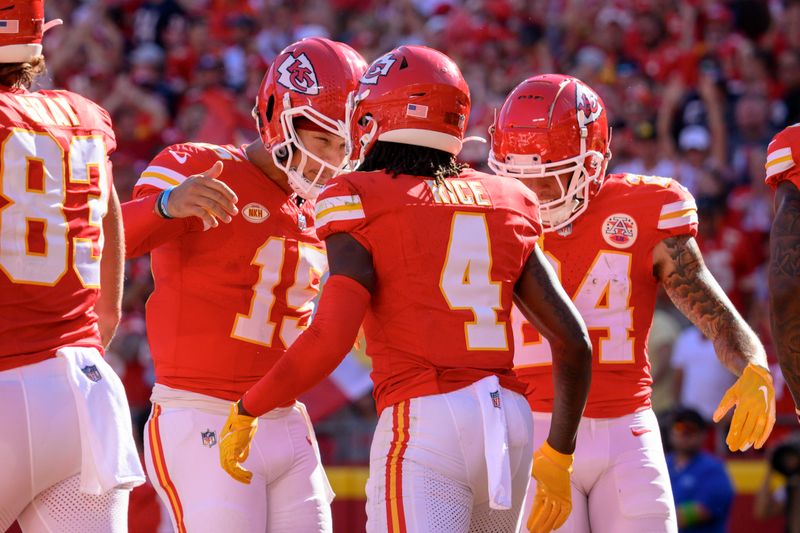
219, 401, 258, 484
527, 440, 574, 533
713, 363, 776, 452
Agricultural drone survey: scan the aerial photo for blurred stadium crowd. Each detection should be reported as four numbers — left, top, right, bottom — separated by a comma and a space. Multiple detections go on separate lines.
24, 0, 800, 530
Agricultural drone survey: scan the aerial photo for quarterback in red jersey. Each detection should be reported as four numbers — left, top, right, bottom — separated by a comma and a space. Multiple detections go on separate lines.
0, 2, 144, 531
221, 45, 592, 533
490, 74, 775, 533
121, 38, 366, 532
765, 124, 800, 420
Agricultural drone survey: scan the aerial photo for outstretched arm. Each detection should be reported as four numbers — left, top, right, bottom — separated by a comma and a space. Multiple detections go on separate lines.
655, 235, 775, 450
241, 233, 375, 416
220, 232, 373, 484
769, 181, 800, 409
655, 235, 766, 373
122, 161, 238, 257
514, 245, 592, 455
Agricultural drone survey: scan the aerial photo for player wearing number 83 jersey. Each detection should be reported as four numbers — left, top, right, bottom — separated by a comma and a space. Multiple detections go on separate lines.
491, 74, 775, 533
0, 2, 143, 531
122, 37, 366, 533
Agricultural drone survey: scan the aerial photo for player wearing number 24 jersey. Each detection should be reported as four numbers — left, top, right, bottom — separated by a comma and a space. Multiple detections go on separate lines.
121, 38, 366, 533
0, 2, 143, 531
490, 74, 776, 533
222, 45, 592, 533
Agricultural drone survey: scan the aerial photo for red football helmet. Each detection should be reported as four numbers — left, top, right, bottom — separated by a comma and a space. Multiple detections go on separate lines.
347, 45, 470, 167
0, 0, 62, 63
254, 37, 367, 200
489, 74, 611, 232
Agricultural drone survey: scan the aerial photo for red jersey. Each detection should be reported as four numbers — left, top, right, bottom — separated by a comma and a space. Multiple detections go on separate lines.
315, 168, 541, 413
513, 174, 698, 418
131, 143, 325, 400
0, 88, 115, 370
766, 123, 800, 191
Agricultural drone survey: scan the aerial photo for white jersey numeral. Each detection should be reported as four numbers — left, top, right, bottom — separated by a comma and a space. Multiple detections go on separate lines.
231, 238, 326, 348
515, 250, 634, 366
0, 129, 108, 286
439, 213, 507, 350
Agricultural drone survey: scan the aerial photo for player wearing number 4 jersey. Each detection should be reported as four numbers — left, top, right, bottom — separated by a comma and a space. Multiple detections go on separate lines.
0, 2, 144, 531
221, 45, 592, 533
121, 38, 366, 533
489, 74, 776, 533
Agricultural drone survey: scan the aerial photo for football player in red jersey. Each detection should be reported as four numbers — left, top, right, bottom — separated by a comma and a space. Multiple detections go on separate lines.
489, 74, 776, 533
121, 38, 366, 532
765, 124, 800, 420
0, 2, 145, 531
220, 45, 592, 533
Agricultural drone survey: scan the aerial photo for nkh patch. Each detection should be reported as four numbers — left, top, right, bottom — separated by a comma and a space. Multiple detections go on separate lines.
490, 390, 501, 408
242, 202, 269, 223
201, 429, 217, 448
81, 365, 102, 382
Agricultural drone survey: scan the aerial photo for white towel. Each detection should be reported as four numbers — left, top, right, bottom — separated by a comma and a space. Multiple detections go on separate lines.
473, 375, 512, 510
57, 346, 145, 494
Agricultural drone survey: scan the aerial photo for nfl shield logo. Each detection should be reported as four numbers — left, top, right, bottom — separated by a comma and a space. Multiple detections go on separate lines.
201, 429, 217, 448
490, 390, 501, 409
556, 223, 573, 237
297, 213, 307, 231
81, 365, 102, 382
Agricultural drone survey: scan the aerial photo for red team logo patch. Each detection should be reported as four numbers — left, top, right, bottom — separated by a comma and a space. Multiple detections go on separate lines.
602, 213, 638, 248
276, 53, 319, 95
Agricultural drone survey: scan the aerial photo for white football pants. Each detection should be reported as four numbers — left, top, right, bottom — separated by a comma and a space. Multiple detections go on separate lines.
0, 353, 130, 532
144, 385, 333, 533
519, 409, 677, 533
366, 378, 533, 533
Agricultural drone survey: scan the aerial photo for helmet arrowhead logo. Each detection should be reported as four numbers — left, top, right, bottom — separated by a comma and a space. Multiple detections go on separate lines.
277, 52, 319, 95
575, 83, 603, 127
360, 54, 396, 85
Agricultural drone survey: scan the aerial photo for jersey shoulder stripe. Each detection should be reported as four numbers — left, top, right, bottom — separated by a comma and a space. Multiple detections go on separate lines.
766, 146, 794, 179
136, 165, 189, 190
658, 197, 698, 229
315, 194, 365, 229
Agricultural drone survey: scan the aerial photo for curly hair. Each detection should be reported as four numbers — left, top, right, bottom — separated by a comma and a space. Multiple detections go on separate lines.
0, 56, 46, 89
357, 141, 465, 183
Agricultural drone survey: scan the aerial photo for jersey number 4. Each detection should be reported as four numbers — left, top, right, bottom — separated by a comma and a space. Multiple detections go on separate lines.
440, 213, 508, 350
0, 129, 109, 287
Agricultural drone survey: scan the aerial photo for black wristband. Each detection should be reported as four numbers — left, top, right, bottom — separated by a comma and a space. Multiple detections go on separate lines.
155, 188, 174, 219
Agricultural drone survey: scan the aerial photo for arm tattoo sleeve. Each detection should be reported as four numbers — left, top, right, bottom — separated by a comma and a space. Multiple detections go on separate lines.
769, 184, 800, 406
658, 235, 766, 375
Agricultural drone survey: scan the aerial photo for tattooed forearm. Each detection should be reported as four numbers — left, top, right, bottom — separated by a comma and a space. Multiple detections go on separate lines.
769, 182, 800, 406
656, 235, 766, 374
